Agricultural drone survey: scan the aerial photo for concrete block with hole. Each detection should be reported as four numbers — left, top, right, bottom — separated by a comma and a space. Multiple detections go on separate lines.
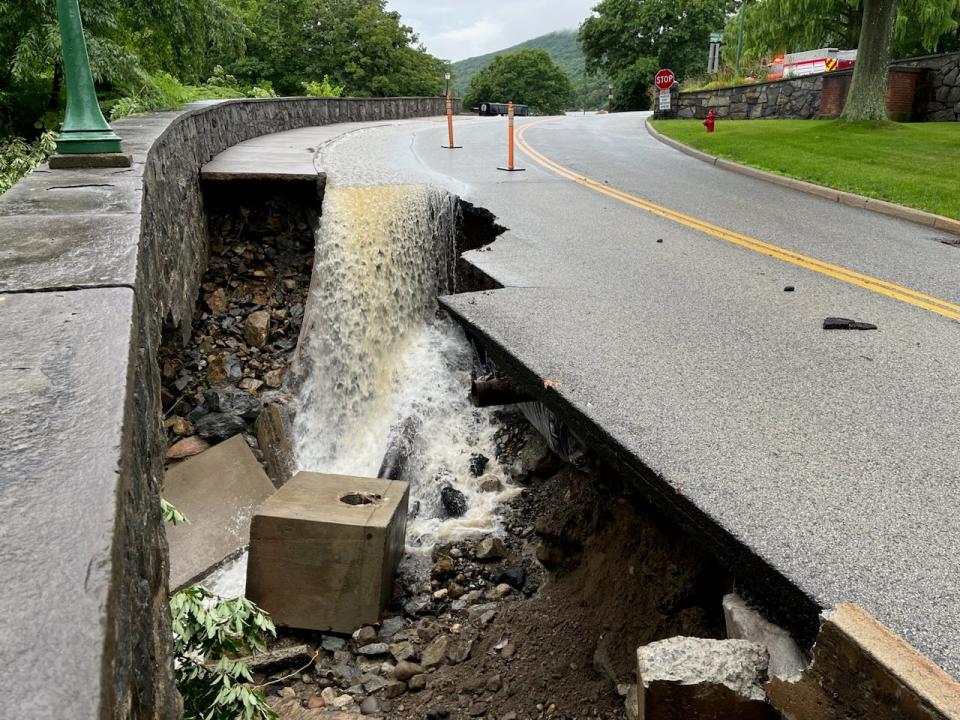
245, 472, 409, 632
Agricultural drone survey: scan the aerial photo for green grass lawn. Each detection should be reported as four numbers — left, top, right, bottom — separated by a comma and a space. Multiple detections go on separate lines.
650, 119, 960, 220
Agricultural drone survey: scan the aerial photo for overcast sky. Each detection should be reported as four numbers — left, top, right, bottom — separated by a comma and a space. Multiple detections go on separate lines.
386, 0, 598, 62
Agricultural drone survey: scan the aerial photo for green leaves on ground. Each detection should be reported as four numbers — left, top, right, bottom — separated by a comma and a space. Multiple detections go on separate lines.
171, 586, 278, 720
652, 119, 960, 219
463, 49, 575, 115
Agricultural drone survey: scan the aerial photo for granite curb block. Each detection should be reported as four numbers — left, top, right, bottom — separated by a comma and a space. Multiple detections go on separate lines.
644, 117, 960, 237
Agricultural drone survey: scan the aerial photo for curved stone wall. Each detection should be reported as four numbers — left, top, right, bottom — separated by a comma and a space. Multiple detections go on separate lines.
0, 96, 453, 719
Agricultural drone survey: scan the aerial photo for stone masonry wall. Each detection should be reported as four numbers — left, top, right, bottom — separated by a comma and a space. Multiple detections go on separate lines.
0, 96, 454, 720
673, 75, 824, 120
896, 52, 960, 121
667, 52, 960, 121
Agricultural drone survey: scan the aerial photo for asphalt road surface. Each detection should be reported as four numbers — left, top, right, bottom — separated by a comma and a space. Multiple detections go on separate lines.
282, 111, 960, 676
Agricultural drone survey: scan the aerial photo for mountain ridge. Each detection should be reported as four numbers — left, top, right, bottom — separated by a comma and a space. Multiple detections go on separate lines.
451, 29, 610, 110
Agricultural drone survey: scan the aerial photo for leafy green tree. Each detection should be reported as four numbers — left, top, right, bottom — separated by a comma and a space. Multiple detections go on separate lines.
733, 0, 960, 64
579, 0, 731, 110
229, 0, 445, 97
463, 49, 574, 115
0, 0, 246, 134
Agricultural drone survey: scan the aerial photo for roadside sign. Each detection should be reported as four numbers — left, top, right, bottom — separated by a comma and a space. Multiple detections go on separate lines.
710, 32, 724, 43
654, 69, 675, 91
658, 90, 671, 110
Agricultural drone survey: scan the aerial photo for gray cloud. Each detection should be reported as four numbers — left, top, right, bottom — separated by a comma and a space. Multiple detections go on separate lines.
387, 0, 597, 61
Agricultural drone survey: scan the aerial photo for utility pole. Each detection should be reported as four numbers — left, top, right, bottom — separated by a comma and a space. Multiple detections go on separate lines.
53, 0, 129, 165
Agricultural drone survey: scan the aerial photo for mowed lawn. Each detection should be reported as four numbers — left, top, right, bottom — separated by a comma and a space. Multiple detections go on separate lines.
650, 119, 960, 220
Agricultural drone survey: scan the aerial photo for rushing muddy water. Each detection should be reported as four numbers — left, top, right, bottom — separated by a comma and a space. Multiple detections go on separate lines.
206, 184, 515, 597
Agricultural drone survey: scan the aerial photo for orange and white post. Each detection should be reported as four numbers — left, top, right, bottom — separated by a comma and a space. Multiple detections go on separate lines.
497, 101, 525, 172
441, 91, 461, 149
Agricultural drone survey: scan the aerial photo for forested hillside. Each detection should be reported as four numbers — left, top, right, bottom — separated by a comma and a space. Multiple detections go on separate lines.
452, 30, 610, 110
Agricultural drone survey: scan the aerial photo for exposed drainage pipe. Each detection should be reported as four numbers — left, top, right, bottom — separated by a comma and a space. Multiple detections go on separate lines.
470, 377, 533, 407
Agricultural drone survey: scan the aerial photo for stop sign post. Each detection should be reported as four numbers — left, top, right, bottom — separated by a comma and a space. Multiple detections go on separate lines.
655, 68, 675, 111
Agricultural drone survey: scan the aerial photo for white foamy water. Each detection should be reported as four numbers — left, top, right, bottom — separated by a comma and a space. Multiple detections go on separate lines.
205, 184, 515, 598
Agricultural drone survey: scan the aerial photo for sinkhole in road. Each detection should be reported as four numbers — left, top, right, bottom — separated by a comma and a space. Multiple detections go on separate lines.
206, 184, 509, 596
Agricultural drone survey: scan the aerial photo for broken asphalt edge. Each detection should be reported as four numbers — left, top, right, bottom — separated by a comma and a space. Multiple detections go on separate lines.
643, 117, 960, 238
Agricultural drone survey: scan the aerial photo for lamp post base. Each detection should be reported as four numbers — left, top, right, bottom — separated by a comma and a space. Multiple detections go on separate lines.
55, 129, 125, 156
49, 152, 133, 169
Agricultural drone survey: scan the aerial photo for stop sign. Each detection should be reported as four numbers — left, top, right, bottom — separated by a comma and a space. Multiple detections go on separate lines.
655, 69, 675, 91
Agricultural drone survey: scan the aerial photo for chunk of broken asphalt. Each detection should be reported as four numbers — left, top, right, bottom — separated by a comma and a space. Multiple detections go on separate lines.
823, 317, 878, 331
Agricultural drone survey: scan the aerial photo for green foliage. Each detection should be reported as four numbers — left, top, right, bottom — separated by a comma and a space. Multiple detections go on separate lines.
452, 30, 611, 110
227, 0, 445, 97
579, 0, 732, 111
733, 0, 960, 67
0, 0, 442, 156
171, 586, 277, 720
160, 499, 189, 526
302, 76, 345, 98
651, 119, 960, 219
0, 131, 56, 194
463, 49, 574, 115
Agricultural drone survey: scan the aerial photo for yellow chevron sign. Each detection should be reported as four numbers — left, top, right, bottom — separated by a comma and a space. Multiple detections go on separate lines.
825, 58, 838, 71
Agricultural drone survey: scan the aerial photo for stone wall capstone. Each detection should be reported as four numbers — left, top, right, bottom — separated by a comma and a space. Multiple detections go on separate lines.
0, 96, 453, 720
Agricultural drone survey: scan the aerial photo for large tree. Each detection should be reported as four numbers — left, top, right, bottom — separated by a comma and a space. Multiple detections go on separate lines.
579, 0, 731, 110
733, 0, 960, 66
840, 0, 898, 120
229, 0, 445, 97
463, 49, 574, 115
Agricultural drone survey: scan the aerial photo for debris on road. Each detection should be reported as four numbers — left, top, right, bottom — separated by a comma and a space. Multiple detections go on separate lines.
822, 317, 878, 331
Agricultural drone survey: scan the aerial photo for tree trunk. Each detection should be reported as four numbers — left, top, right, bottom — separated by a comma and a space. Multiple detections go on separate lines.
840, 0, 897, 121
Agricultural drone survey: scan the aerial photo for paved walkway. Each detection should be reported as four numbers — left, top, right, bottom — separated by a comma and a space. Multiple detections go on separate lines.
206, 112, 960, 676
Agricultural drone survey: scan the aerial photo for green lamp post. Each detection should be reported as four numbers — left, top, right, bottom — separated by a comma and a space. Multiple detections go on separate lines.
55, 0, 124, 155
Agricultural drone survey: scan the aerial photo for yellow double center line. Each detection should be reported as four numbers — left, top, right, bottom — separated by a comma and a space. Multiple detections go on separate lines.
514, 120, 960, 322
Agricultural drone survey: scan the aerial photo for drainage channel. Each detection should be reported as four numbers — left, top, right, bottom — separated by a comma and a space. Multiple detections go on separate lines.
160, 174, 898, 720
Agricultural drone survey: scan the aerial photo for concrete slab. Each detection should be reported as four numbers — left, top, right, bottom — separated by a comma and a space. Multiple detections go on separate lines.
0, 214, 141, 291
0, 169, 143, 216
163, 434, 275, 589
246, 472, 409, 633
0, 287, 135, 718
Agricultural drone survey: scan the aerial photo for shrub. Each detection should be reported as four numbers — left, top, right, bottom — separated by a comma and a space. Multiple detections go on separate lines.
302, 76, 345, 98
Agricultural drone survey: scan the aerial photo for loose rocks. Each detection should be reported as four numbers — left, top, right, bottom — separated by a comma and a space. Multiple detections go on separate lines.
476, 537, 507, 561
440, 485, 468, 518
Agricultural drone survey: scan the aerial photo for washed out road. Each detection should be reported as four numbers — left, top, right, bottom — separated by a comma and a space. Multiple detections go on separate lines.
231, 111, 960, 675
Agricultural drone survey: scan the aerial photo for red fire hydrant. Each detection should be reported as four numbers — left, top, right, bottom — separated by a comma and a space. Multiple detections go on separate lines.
703, 109, 716, 133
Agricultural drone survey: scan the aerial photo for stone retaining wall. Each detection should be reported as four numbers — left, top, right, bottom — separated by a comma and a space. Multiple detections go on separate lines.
896, 52, 960, 121
673, 75, 824, 120
0, 96, 453, 720
663, 52, 960, 121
